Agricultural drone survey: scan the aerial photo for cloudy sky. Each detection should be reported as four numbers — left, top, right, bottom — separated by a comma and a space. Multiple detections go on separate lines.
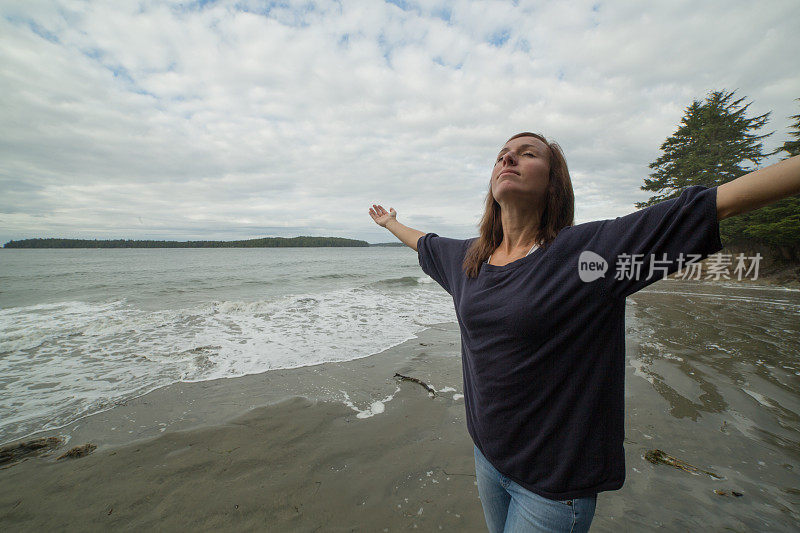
1, 0, 798, 245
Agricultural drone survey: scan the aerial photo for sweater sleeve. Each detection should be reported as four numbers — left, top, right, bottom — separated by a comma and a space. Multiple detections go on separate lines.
417, 232, 464, 295
592, 185, 723, 299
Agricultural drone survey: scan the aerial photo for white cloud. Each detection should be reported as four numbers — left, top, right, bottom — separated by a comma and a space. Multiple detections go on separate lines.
1, 0, 798, 244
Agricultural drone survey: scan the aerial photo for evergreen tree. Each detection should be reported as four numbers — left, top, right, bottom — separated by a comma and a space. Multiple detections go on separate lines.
636, 89, 771, 208
773, 98, 800, 159
721, 98, 800, 259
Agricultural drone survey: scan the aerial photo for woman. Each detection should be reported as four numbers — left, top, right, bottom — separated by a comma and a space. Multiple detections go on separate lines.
368, 132, 800, 532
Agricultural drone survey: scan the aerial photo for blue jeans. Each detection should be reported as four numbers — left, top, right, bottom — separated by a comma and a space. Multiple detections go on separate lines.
474, 445, 597, 532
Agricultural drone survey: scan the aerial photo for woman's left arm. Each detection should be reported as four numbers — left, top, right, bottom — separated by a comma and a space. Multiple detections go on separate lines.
717, 155, 800, 220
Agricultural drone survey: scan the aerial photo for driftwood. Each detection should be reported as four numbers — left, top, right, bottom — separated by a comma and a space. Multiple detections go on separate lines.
645, 449, 722, 479
0, 436, 64, 465
57, 443, 97, 460
714, 489, 743, 497
394, 373, 436, 397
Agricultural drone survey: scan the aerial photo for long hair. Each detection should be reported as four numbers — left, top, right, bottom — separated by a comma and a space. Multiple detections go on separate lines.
462, 132, 575, 278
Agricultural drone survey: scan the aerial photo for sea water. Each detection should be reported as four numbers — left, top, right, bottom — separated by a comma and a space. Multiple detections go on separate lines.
0, 247, 455, 443
1, 247, 799, 470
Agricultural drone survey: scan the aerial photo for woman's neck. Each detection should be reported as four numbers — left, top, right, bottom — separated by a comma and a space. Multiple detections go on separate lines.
496, 201, 543, 255
487, 240, 538, 266
495, 227, 542, 256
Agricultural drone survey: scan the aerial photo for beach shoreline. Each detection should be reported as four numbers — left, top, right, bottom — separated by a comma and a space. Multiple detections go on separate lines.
2, 322, 465, 452
2, 304, 799, 531
1, 322, 492, 531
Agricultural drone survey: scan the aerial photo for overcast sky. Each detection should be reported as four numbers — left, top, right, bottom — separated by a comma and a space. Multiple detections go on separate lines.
1, 0, 798, 245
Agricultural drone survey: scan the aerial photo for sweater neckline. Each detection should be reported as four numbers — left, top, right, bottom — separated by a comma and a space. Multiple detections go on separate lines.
483, 244, 543, 272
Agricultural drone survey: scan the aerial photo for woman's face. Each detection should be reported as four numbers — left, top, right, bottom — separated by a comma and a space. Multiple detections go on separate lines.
490, 136, 550, 206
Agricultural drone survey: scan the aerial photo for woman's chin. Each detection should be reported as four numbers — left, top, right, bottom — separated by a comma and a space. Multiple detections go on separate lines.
493, 187, 539, 205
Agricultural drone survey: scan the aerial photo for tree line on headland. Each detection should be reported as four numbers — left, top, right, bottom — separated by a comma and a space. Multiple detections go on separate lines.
637, 90, 800, 264
3, 236, 369, 248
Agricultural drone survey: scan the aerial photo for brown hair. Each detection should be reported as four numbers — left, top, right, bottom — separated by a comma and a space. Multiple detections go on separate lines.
462, 132, 575, 278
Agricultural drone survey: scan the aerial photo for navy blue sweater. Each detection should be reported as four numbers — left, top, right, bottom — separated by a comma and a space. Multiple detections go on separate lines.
417, 185, 722, 500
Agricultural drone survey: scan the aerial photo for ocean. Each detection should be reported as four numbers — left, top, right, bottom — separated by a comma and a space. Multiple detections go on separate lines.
0, 247, 455, 444
1, 247, 799, 466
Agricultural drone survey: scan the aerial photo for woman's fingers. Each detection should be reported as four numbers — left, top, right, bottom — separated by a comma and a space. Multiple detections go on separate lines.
369, 204, 389, 226
369, 204, 394, 225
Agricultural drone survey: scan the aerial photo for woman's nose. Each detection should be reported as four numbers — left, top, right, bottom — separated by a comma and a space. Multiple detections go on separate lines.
501, 151, 517, 165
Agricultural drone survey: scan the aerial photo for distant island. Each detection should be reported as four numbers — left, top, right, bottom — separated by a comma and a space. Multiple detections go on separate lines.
3, 237, 373, 248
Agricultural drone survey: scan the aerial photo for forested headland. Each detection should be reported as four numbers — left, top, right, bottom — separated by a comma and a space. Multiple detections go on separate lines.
637, 90, 800, 283
3, 236, 369, 248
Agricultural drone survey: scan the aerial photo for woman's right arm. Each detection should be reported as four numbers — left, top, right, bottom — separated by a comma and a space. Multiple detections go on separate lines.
369, 204, 426, 251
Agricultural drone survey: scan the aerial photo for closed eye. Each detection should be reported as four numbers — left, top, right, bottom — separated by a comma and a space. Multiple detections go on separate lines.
495, 151, 536, 163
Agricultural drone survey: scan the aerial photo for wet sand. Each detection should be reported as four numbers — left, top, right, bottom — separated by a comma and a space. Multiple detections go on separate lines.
2, 292, 800, 531
0, 323, 488, 531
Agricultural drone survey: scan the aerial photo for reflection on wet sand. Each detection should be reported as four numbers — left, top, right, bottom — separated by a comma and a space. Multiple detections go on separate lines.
607, 279, 799, 531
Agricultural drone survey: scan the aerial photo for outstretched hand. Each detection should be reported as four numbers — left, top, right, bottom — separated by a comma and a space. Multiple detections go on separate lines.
369, 204, 396, 227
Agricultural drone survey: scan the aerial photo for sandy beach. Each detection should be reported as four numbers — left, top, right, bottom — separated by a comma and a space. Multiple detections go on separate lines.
1, 323, 488, 531
2, 317, 799, 531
